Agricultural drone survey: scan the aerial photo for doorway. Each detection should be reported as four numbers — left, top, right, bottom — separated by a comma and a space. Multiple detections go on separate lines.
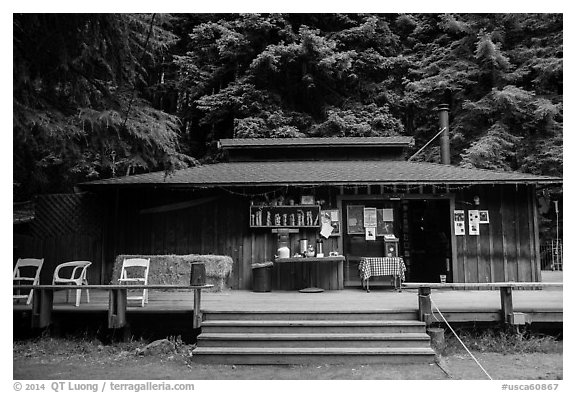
403, 199, 452, 282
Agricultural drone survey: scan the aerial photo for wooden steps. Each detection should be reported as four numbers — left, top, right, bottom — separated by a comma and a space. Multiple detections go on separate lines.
198, 332, 432, 348
193, 311, 436, 365
203, 310, 419, 321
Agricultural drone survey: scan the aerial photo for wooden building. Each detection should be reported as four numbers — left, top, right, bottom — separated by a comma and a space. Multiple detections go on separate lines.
78, 135, 561, 290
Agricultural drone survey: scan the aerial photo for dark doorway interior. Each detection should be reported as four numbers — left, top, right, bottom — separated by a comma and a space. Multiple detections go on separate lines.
405, 199, 452, 282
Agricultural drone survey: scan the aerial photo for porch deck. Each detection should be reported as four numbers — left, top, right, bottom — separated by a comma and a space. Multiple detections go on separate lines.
13, 286, 562, 323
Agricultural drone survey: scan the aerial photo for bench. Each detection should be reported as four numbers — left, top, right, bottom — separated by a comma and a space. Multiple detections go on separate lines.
12, 284, 213, 330
402, 282, 563, 327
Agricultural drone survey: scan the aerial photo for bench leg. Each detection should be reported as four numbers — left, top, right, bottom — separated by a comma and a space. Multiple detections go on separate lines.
31, 289, 53, 329
75, 288, 81, 307
418, 286, 432, 326
193, 288, 202, 329
108, 289, 127, 329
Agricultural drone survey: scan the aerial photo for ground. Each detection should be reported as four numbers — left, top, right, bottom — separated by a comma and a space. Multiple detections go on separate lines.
12, 334, 562, 380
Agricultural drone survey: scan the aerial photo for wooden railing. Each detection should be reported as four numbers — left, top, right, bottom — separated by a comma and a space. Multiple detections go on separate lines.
402, 282, 563, 326
13, 284, 213, 330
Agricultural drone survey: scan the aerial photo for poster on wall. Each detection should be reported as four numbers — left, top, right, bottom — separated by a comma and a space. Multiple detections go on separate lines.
377, 209, 394, 236
479, 210, 490, 224
468, 210, 480, 235
454, 209, 465, 236
365, 227, 376, 240
320, 209, 340, 238
347, 205, 365, 234
363, 207, 377, 227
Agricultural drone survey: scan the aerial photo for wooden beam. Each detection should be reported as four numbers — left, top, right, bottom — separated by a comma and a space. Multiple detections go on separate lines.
530, 186, 542, 282
501, 187, 509, 282
403, 282, 561, 289
139, 197, 219, 215
449, 196, 459, 282
514, 191, 522, 281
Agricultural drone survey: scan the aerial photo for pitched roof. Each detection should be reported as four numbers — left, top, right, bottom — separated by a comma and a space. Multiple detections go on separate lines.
82, 161, 561, 188
219, 136, 414, 149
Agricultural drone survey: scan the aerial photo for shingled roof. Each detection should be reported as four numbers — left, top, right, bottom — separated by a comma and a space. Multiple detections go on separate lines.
82, 161, 561, 188
219, 136, 414, 149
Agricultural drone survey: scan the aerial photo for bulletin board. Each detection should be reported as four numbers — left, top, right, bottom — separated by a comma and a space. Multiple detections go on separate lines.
346, 205, 365, 234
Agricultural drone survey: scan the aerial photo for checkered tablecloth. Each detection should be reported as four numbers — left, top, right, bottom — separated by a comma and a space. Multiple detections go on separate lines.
359, 257, 406, 281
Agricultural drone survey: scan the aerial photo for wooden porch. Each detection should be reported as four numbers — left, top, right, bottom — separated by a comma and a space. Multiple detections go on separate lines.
13, 286, 563, 324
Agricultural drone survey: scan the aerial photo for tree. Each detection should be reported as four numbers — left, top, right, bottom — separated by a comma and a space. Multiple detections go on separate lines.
13, 14, 195, 200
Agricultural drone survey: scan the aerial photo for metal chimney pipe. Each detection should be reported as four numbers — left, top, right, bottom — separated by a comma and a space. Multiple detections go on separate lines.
438, 104, 450, 165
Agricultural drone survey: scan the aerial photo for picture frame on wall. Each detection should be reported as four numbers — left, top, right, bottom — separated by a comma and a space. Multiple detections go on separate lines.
300, 195, 315, 205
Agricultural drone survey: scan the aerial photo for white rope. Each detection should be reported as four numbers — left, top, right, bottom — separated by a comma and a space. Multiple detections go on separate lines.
429, 296, 493, 380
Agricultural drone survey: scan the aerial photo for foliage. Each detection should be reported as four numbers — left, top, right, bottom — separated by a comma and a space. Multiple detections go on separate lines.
13, 13, 563, 201
13, 14, 195, 200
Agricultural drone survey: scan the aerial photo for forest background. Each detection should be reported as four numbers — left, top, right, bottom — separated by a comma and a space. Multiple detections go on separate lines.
12, 13, 563, 238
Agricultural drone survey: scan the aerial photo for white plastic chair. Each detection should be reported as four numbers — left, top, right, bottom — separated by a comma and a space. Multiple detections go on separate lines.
118, 258, 150, 307
52, 261, 92, 307
13, 258, 44, 305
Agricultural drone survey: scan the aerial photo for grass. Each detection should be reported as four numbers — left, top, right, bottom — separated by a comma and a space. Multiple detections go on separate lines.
13, 334, 195, 362
441, 328, 562, 356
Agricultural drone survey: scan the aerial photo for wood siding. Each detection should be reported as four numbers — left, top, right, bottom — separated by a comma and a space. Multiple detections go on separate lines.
453, 184, 540, 283
52, 183, 541, 288
13, 233, 102, 285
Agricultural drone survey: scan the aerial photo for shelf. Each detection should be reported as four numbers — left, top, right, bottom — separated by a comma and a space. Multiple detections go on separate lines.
274, 256, 345, 264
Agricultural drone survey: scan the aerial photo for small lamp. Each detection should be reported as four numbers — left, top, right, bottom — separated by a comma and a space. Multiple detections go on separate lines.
473, 196, 480, 206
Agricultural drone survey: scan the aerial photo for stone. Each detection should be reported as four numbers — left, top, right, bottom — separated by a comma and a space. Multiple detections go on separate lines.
136, 339, 176, 356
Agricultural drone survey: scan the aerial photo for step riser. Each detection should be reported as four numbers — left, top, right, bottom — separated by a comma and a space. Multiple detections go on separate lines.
197, 339, 431, 348
202, 326, 425, 334
204, 312, 419, 321
192, 354, 436, 365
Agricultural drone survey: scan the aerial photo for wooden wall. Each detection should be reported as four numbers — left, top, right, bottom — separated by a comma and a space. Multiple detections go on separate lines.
100, 188, 341, 289
13, 233, 102, 285
452, 184, 541, 283
95, 183, 541, 288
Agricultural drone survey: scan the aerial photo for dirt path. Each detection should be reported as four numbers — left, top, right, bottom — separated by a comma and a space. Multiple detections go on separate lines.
13, 352, 562, 380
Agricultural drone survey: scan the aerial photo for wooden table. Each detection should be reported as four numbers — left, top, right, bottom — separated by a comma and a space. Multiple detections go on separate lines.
274, 256, 345, 291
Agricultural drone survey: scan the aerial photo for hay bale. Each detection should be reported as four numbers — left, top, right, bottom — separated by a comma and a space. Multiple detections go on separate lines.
111, 254, 233, 292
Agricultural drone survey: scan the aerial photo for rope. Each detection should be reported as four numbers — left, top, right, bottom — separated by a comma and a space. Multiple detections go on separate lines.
429, 296, 493, 380
408, 127, 446, 161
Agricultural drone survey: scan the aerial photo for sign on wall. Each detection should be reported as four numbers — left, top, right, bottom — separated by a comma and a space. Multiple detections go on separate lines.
468, 210, 480, 236
454, 210, 465, 236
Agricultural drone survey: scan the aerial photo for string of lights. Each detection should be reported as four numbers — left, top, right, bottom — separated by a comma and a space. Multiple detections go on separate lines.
213, 183, 478, 198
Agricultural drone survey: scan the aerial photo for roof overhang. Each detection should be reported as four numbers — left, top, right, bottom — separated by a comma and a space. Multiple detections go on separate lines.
80, 161, 562, 190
